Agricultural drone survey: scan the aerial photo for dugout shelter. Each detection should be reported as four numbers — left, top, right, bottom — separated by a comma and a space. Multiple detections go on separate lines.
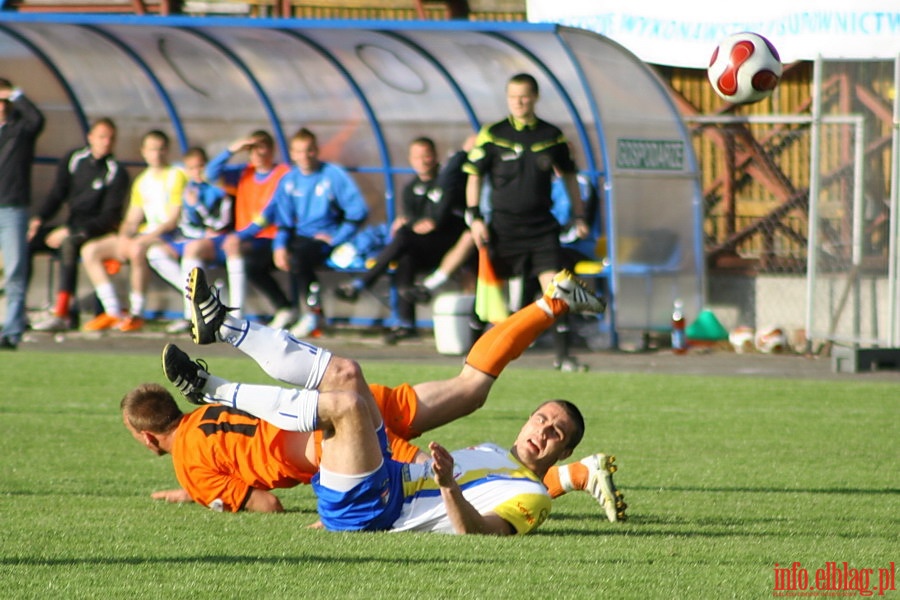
0, 13, 704, 346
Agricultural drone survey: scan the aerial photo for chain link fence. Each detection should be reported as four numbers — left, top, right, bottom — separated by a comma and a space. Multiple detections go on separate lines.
685, 55, 898, 353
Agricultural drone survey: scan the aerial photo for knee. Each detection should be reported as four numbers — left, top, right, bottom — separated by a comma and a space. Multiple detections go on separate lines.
323, 356, 365, 391
128, 243, 148, 263
222, 235, 239, 254
79, 242, 97, 263
182, 240, 199, 259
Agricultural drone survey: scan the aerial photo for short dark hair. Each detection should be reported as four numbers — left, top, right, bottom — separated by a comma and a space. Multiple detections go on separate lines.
508, 72, 539, 95
410, 136, 436, 153
89, 117, 117, 133
121, 383, 183, 434
291, 127, 317, 146
183, 146, 208, 163
536, 399, 585, 450
142, 129, 169, 148
249, 130, 274, 149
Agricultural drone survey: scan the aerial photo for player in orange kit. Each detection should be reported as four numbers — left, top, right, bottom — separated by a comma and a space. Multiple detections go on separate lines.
123, 267, 626, 521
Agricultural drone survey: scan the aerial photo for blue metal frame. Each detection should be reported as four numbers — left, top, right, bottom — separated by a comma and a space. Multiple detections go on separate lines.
0, 23, 88, 142
0, 13, 703, 342
183, 26, 289, 160
383, 30, 481, 132
282, 29, 395, 219
84, 24, 188, 152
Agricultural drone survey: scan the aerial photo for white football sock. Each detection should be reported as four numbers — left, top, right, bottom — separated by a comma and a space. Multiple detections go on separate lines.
95, 282, 122, 316
423, 270, 448, 291
221, 319, 332, 389
204, 374, 318, 432
128, 292, 145, 317
226, 256, 246, 319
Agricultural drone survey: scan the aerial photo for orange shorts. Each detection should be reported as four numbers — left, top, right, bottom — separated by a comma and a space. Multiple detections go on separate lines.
313, 382, 422, 464
371, 382, 422, 463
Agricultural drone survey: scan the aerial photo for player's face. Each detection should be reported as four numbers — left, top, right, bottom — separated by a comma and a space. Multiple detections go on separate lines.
290, 137, 319, 174
512, 402, 576, 472
140, 136, 169, 168
408, 142, 437, 179
183, 155, 206, 182
87, 123, 116, 159
248, 137, 274, 169
506, 81, 538, 122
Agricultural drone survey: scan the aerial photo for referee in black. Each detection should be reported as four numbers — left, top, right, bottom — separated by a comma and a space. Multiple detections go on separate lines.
463, 72, 590, 371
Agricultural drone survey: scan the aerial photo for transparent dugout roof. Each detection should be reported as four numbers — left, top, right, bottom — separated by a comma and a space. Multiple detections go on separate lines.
0, 14, 705, 338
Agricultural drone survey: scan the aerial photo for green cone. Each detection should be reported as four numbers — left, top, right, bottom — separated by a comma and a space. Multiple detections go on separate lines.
686, 309, 729, 341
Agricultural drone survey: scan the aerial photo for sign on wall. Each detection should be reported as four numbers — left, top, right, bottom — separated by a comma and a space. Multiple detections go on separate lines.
527, 0, 900, 67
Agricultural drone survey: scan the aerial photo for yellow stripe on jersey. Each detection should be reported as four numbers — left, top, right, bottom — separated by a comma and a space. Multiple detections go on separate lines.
492, 492, 551, 534
393, 444, 552, 534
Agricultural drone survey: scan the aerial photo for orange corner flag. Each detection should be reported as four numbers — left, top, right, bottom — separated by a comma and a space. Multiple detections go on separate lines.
475, 247, 509, 324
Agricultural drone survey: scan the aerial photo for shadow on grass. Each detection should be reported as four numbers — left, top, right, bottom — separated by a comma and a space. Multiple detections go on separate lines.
624, 485, 900, 495
540, 511, 894, 539
0, 554, 478, 567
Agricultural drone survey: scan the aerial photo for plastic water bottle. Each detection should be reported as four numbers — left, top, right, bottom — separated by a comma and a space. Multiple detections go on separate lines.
671, 298, 687, 354
306, 282, 323, 338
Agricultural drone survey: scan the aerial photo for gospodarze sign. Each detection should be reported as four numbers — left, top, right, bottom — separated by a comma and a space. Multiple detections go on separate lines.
616, 139, 684, 171
526, 0, 900, 67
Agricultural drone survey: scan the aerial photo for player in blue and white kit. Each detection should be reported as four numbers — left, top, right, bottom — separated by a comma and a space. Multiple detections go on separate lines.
263, 127, 368, 337
163, 268, 607, 534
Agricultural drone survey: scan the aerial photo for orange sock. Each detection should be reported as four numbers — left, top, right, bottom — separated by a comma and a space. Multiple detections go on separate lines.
542, 462, 589, 498
54, 291, 72, 318
465, 302, 563, 377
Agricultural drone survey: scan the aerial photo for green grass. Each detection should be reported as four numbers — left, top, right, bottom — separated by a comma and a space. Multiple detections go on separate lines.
1, 351, 897, 599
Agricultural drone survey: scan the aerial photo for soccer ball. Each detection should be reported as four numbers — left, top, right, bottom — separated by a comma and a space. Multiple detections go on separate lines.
754, 325, 788, 354
728, 326, 755, 354
707, 32, 783, 104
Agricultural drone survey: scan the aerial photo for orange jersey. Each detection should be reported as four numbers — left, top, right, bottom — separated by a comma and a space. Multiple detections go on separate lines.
173, 383, 423, 511
232, 163, 290, 239
172, 404, 313, 512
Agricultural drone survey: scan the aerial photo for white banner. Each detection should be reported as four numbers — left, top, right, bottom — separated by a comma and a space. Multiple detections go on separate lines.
527, 0, 900, 67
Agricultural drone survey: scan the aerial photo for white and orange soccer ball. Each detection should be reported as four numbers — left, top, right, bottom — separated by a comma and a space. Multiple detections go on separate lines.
707, 32, 783, 104
728, 326, 756, 354
754, 325, 788, 354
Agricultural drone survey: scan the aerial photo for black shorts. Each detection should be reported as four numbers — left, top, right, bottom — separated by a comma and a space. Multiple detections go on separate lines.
488, 226, 561, 280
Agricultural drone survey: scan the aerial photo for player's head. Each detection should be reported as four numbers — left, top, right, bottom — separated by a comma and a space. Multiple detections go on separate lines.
87, 117, 117, 159
408, 136, 438, 179
511, 399, 585, 476
182, 146, 208, 182
247, 130, 276, 168
506, 73, 539, 122
140, 129, 170, 168
289, 127, 320, 174
121, 383, 183, 456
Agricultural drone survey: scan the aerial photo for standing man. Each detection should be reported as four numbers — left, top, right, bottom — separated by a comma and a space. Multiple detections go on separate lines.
28, 117, 130, 332
335, 136, 467, 344
0, 78, 44, 349
267, 127, 368, 338
464, 73, 590, 371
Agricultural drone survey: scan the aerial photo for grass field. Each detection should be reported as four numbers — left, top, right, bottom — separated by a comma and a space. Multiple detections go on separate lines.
1, 349, 897, 599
